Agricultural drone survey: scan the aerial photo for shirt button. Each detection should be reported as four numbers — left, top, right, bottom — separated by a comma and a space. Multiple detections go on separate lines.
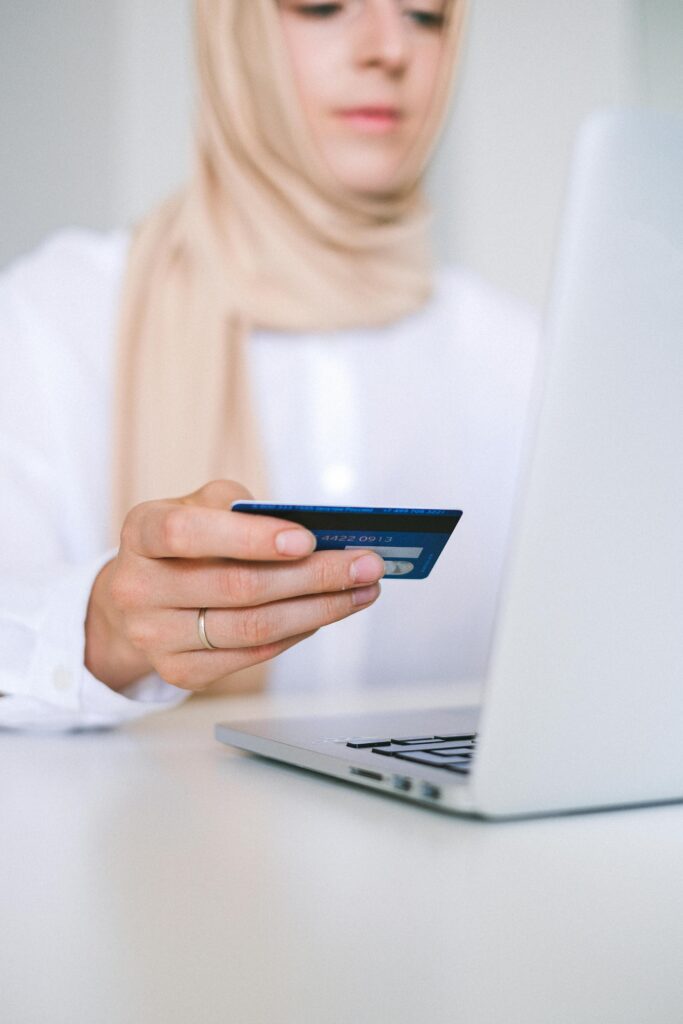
53, 665, 73, 691
322, 463, 355, 495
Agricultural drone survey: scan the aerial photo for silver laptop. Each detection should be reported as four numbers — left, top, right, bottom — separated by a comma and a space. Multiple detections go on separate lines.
216, 110, 683, 819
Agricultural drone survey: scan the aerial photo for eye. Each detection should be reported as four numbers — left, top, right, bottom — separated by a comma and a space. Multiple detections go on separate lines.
404, 9, 446, 29
292, 2, 345, 17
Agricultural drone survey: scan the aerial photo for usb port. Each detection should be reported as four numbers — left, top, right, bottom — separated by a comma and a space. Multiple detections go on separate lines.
392, 775, 412, 792
419, 782, 441, 800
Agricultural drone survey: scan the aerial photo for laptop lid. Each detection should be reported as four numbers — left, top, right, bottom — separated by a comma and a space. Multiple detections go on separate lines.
470, 110, 683, 817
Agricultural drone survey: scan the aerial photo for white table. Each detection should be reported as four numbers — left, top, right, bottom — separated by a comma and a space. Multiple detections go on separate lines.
3, 682, 683, 1024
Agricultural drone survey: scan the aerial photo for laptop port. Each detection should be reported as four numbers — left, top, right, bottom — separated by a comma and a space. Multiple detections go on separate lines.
392, 775, 412, 792
419, 782, 441, 800
350, 767, 384, 782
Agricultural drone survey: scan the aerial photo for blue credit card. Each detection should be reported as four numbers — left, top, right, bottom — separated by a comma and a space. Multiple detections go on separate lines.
230, 502, 463, 579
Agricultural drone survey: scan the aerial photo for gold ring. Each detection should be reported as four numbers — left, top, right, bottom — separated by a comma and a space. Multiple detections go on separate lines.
197, 607, 218, 650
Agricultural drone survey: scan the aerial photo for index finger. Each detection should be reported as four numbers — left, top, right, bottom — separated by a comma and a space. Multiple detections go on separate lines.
127, 503, 317, 561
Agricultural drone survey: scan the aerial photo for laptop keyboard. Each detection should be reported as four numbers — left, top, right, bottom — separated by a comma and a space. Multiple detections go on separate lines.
345, 733, 477, 774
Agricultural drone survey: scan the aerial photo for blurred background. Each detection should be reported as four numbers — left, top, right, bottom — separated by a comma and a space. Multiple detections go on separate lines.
1, 0, 681, 308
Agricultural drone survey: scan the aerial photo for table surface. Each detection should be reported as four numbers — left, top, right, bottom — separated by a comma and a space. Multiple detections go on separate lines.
3, 681, 683, 1024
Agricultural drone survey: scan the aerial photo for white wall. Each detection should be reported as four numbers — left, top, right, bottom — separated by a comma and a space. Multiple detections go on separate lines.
427, 0, 641, 305
0, 3, 120, 263
108, 0, 193, 226
637, 0, 683, 112
0, 0, 193, 267
1, 1, 681, 306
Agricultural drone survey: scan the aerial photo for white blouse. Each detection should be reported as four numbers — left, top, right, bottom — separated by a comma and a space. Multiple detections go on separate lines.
0, 229, 538, 730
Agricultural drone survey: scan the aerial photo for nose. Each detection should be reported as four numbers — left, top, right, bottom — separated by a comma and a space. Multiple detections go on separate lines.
352, 0, 411, 74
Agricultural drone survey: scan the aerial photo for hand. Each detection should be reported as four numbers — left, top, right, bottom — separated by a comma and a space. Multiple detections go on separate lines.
85, 480, 384, 693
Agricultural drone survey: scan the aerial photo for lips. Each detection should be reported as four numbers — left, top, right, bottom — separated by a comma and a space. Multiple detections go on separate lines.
335, 106, 403, 133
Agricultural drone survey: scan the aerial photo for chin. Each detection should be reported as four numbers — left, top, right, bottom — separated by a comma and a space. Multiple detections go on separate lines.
317, 136, 408, 196
328, 160, 406, 197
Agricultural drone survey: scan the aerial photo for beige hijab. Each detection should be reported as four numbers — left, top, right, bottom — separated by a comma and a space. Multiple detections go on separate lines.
111, 0, 466, 693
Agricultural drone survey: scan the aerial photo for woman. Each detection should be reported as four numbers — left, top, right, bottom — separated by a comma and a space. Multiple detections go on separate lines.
0, 0, 537, 730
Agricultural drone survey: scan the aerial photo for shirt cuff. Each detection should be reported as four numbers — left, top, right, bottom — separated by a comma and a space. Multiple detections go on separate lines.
0, 548, 188, 731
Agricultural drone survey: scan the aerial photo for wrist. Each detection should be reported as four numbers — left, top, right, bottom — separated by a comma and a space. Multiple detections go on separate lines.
84, 559, 153, 692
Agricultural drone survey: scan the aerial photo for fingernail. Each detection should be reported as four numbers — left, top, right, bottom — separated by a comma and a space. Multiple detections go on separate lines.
275, 529, 315, 556
350, 553, 385, 584
352, 583, 380, 606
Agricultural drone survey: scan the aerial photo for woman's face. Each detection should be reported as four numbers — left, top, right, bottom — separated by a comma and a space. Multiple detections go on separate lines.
278, 0, 449, 195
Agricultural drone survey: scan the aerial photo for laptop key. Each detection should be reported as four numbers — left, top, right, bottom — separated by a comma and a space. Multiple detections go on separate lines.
394, 751, 471, 767
429, 749, 472, 757
390, 736, 437, 744
443, 763, 471, 774
372, 742, 472, 756
346, 738, 392, 748
428, 742, 473, 750
434, 734, 477, 742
